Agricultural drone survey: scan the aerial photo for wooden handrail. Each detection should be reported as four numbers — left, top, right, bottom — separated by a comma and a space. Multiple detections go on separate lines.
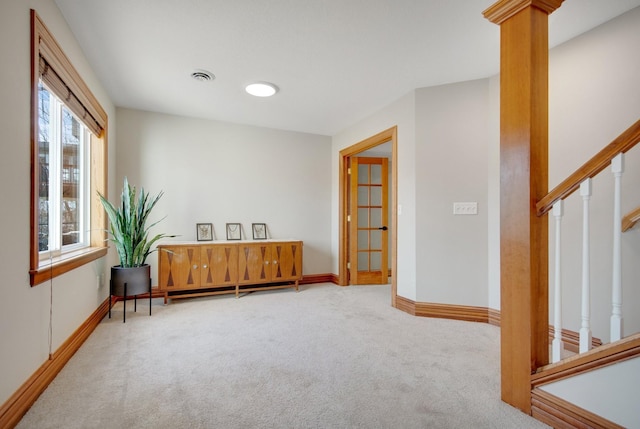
622, 206, 640, 232
536, 119, 640, 216
531, 333, 640, 387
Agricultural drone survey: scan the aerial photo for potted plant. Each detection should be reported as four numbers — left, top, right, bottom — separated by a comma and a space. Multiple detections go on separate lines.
98, 177, 174, 299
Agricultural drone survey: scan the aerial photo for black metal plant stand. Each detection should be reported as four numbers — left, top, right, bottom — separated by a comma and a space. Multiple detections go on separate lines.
108, 278, 152, 323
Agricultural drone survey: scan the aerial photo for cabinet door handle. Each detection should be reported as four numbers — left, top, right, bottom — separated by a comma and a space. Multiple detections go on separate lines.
265, 261, 269, 265
273, 260, 278, 265
203, 264, 208, 269
193, 264, 198, 270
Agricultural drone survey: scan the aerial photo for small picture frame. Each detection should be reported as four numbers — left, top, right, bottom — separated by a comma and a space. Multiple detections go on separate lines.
196, 223, 213, 241
226, 223, 242, 240
252, 223, 267, 240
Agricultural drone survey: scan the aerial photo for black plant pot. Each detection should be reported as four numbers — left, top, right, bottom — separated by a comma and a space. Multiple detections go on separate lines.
110, 265, 150, 297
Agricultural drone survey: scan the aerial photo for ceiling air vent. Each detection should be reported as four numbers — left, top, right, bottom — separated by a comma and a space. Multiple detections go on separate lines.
191, 70, 214, 82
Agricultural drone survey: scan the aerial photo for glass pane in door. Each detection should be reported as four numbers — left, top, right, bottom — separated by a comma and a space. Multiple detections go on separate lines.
358, 252, 369, 271
358, 208, 369, 227
358, 186, 369, 205
371, 230, 382, 250
370, 186, 382, 206
358, 230, 369, 250
370, 208, 382, 228
371, 164, 382, 184
370, 252, 381, 271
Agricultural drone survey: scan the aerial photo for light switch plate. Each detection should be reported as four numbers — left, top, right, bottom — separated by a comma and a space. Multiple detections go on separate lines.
453, 202, 478, 215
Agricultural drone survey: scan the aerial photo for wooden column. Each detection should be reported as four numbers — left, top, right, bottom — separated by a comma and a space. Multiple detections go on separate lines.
484, 0, 563, 414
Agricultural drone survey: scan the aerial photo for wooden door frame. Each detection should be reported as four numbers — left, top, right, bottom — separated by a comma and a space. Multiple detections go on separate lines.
338, 126, 398, 307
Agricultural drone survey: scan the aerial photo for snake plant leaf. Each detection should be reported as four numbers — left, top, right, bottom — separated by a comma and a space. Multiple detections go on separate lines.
98, 177, 175, 267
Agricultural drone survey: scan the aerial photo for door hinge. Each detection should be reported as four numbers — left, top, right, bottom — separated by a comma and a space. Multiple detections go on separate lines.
348, 167, 351, 174
347, 215, 351, 222
347, 262, 351, 269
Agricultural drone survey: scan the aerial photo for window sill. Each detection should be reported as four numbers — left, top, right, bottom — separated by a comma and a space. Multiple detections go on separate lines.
30, 246, 108, 286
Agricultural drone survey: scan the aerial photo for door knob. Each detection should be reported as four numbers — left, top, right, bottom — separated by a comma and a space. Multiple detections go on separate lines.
378, 226, 388, 231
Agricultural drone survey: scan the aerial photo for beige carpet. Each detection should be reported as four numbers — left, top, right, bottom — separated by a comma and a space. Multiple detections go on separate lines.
17, 283, 549, 429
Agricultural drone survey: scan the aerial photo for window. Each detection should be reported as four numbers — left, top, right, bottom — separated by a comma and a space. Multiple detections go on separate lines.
30, 10, 108, 286
38, 83, 90, 255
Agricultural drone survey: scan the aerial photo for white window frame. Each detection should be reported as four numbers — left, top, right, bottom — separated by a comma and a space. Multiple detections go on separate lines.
38, 82, 92, 261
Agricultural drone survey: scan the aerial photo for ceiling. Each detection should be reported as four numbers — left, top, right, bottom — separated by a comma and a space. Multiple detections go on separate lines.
54, 0, 640, 137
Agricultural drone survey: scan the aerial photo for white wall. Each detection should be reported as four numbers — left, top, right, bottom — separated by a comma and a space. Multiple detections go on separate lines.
487, 75, 501, 310
415, 79, 490, 305
331, 92, 417, 300
0, 0, 116, 405
115, 109, 333, 282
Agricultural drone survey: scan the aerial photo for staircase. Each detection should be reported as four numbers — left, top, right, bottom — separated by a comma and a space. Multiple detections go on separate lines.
532, 119, 640, 428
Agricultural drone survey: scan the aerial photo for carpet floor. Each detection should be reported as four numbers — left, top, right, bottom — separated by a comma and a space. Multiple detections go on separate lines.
17, 283, 549, 429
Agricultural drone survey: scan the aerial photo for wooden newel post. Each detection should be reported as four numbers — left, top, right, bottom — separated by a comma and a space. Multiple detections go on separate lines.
483, 0, 563, 414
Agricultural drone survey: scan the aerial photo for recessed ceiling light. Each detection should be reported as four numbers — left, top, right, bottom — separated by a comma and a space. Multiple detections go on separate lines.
191, 70, 214, 82
245, 82, 278, 97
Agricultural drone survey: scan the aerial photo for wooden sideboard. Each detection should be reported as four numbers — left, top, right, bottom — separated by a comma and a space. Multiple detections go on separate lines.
158, 240, 302, 303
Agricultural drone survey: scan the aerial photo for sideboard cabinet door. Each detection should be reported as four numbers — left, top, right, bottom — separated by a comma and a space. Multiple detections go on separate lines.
238, 243, 272, 285
271, 241, 302, 282
159, 245, 201, 290
200, 244, 239, 287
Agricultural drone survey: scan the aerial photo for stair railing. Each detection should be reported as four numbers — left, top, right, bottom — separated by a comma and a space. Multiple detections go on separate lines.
622, 206, 640, 232
536, 119, 640, 362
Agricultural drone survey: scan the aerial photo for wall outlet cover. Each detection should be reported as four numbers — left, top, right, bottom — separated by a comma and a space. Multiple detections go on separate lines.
453, 202, 478, 215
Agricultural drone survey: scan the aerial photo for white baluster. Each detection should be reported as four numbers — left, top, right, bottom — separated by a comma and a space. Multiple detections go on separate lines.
552, 200, 564, 363
579, 179, 592, 353
611, 153, 625, 342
